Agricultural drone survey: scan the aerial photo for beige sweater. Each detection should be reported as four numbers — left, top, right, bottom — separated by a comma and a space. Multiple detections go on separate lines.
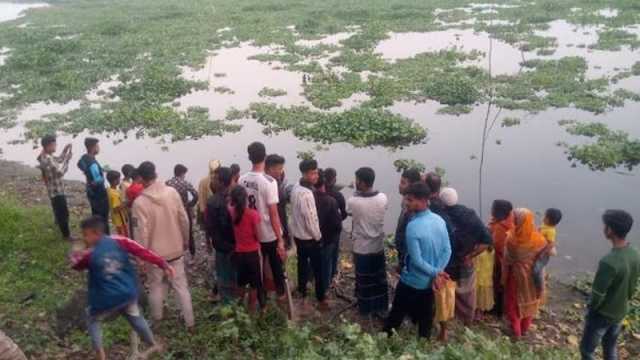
132, 181, 189, 261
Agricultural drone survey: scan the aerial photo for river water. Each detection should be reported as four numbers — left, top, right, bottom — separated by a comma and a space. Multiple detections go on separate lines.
0, 2, 639, 279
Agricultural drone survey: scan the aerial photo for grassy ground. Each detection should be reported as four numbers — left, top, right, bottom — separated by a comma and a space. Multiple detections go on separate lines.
2, 160, 639, 359
0, 195, 578, 359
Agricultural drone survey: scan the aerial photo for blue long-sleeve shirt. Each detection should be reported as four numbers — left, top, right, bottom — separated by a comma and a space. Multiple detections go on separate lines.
400, 209, 451, 290
89, 163, 104, 185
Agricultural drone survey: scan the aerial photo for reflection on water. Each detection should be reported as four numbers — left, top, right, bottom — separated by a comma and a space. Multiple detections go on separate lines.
1, 4, 640, 279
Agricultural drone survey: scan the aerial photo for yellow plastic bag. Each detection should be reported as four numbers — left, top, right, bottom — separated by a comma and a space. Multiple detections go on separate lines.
435, 279, 456, 322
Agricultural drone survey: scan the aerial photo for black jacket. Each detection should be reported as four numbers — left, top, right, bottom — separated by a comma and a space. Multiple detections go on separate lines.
443, 204, 492, 280
206, 191, 235, 253
315, 191, 342, 246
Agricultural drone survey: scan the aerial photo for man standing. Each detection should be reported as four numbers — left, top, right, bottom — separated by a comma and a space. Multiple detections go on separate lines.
77, 137, 109, 233
314, 169, 343, 310
132, 161, 194, 330
384, 182, 451, 338
37, 135, 73, 240
166, 164, 199, 256
238, 142, 287, 301
394, 168, 422, 272
290, 159, 324, 309
265, 154, 292, 250
205, 167, 237, 304
347, 167, 389, 316
323, 168, 347, 281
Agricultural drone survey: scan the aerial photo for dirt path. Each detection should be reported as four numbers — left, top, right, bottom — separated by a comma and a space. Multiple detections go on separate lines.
1, 159, 637, 359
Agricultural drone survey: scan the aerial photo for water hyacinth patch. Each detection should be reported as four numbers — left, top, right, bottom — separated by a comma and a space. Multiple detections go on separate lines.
249, 102, 426, 148
559, 121, 640, 171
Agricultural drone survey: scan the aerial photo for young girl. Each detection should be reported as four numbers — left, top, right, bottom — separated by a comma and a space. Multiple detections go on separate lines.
229, 186, 265, 311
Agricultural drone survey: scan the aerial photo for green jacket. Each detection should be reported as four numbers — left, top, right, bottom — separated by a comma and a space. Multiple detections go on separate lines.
589, 245, 640, 323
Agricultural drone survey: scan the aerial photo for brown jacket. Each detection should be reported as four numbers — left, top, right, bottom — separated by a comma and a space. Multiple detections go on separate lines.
132, 181, 189, 261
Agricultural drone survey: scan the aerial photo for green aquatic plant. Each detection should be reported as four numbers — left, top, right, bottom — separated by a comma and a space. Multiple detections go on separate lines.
590, 29, 640, 51
437, 104, 473, 115
24, 105, 241, 143
560, 121, 640, 171
1, 0, 640, 146
258, 87, 287, 97
501, 117, 521, 127
303, 71, 365, 109
249, 102, 426, 147
393, 159, 426, 173
213, 86, 235, 94
296, 150, 316, 161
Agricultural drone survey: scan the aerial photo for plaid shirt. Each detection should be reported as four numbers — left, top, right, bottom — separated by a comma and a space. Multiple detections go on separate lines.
37, 152, 71, 198
166, 176, 198, 209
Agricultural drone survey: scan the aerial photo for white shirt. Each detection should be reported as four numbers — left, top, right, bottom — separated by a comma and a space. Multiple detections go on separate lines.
239, 171, 280, 243
289, 183, 321, 241
347, 192, 388, 254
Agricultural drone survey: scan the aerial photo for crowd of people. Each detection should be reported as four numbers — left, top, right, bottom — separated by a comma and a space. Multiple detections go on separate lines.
36, 134, 639, 360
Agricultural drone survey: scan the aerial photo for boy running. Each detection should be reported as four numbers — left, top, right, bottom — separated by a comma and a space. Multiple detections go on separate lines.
71, 216, 173, 360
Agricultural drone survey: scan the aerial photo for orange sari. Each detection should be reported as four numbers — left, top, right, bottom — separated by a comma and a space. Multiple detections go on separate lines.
504, 209, 546, 318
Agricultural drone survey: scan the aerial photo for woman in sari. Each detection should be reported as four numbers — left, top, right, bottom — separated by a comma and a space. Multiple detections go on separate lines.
502, 208, 547, 338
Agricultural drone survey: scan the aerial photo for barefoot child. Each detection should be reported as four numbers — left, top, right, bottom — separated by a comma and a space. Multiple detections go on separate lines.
229, 185, 266, 312
106, 170, 129, 236
71, 216, 174, 360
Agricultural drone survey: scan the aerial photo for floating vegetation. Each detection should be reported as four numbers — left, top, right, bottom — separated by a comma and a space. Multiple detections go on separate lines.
24, 105, 241, 143
437, 104, 473, 115
303, 71, 365, 109
501, 117, 521, 127
296, 150, 316, 161
225, 107, 251, 121
494, 57, 622, 114
590, 29, 640, 51
258, 87, 287, 97
393, 159, 426, 173
249, 103, 426, 148
213, 86, 235, 94
0, 0, 639, 155
559, 121, 640, 171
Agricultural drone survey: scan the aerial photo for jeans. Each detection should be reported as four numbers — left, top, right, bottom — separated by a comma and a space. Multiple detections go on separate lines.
89, 194, 110, 234
580, 310, 622, 360
260, 241, 286, 296
295, 238, 325, 301
384, 281, 435, 338
215, 251, 237, 304
87, 302, 154, 351
51, 195, 70, 238
321, 242, 338, 293
147, 257, 195, 328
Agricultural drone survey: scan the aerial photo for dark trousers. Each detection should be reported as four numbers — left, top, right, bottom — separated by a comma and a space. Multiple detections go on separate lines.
260, 241, 285, 296
51, 195, 70, 238
89, 194, 110, 234
295, 238, 325, 301
384, 281, 435, 338
580, 310, 622, 360
186, 207, 195, 256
